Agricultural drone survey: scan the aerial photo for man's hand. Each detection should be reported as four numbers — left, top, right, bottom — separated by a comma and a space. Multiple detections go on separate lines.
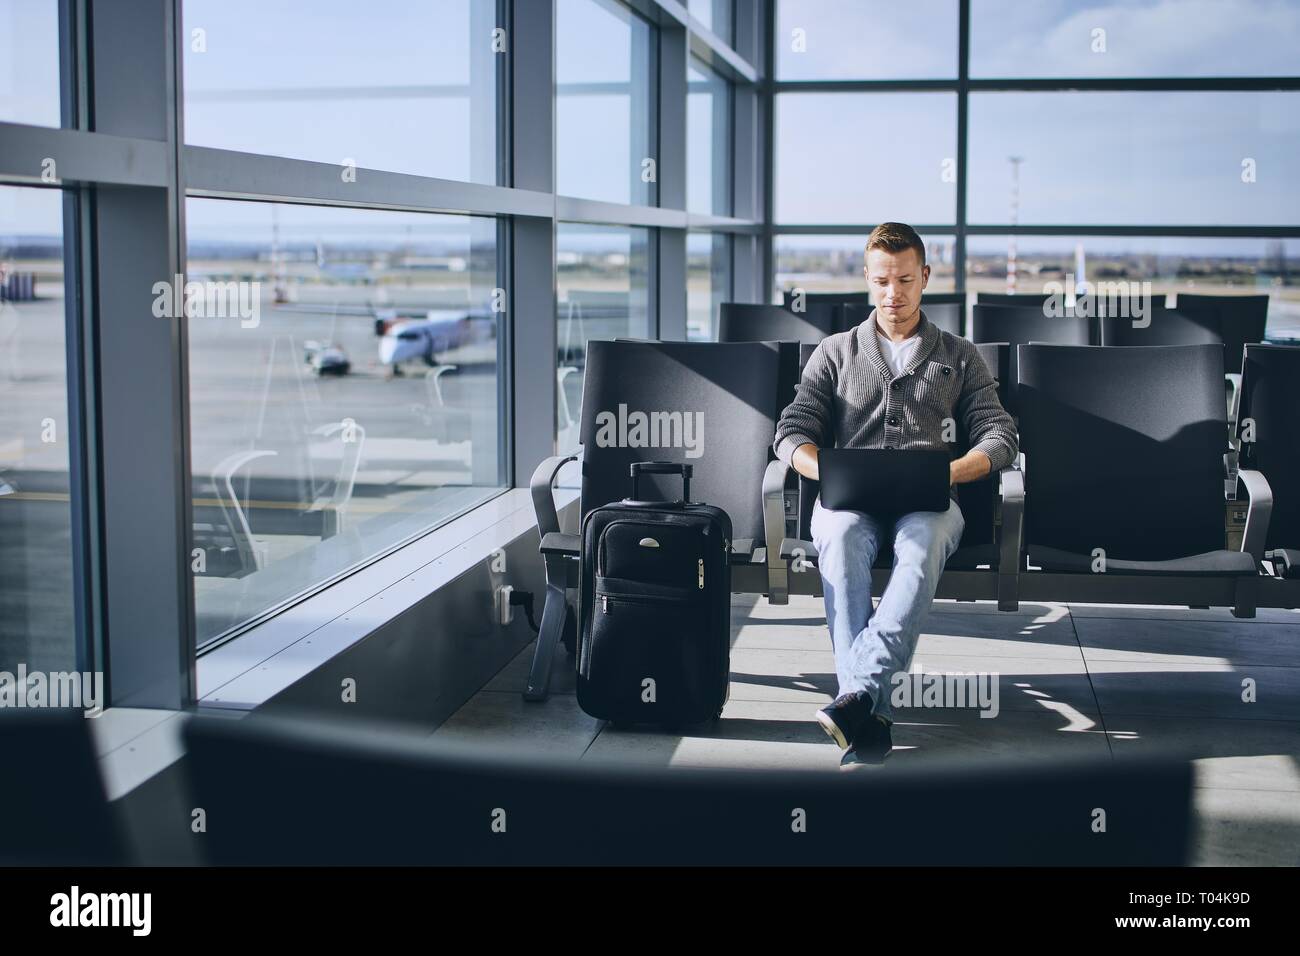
949, 449, 992, 486
792, 443, 820, 481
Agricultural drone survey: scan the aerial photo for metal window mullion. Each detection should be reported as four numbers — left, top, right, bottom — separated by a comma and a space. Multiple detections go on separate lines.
168, 0, 197, 700
955, 0, 969, 293
509, 0, 557, 477
56, 0, 101, 679
760, 0, 775, 302
86, 0, 193, 707
964, 224, 1300, 238
183, 146, 553, 219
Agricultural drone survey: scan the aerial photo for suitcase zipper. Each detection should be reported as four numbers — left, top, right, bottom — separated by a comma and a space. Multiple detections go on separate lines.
600, 590, 702, 613
698, 558, 704, 588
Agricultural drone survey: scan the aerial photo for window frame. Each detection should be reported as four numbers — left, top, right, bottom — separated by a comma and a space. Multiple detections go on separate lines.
0, 0, 764, 707
766, 0, 1300, 295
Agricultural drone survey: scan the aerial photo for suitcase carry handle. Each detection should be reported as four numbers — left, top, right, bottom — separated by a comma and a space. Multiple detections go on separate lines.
629, 461, 692, 504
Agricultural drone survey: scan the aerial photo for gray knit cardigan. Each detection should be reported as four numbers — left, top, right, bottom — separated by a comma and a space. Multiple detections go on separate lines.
773, 309, 1018, 477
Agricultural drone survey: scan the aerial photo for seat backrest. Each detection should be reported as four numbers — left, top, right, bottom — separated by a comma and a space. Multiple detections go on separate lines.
1175, 293, 1270, 375
974, 342, 1013, 417
1081, 291, 1167, 314
183, 711, 1191, 865
1237, 343, 1300, 550
971, 304, 1095, 417
1017, 343, 1227, 561
798, 341, 819, 377
978, 291, 1167, 318
1100, 305, 1221, 348
718, 302, 832, 345
971, 303, 1096, 346
783, 289, 873, 309
976, 292, 1057, 307
782, 290, 873, 335
579, 340, 780, 544
920, 301, 964, 336
841, 300, 963, 337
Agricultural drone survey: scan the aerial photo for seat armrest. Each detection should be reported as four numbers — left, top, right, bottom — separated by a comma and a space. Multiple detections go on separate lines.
1225, 372, 1243, 423
1265, 549, 1298, 578
763, 458, 792, 604
762, 459, 790, 551
530, 452, 580, 540
540, 532, 580, 557
997, 466, 1025, 610
998, 468, 1019, 572
1236, 468, 1273, 563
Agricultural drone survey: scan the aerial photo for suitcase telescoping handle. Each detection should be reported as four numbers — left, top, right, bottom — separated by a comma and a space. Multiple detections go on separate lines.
629, 461, 692, 505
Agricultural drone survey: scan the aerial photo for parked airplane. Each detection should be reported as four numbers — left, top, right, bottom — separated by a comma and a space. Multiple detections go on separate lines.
376, 308, 495, 373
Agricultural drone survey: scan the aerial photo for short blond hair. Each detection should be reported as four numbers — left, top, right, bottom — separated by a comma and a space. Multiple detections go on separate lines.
866, 222, 926, 267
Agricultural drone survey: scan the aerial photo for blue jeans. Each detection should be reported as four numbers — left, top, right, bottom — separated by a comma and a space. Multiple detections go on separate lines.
810, 496, 965, 722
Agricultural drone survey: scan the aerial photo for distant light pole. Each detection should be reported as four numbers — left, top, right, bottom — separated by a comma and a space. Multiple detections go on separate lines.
1007, 156, 1023, 294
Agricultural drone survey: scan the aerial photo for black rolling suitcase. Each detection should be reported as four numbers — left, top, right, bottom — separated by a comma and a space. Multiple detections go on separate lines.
576, 462, 732, 726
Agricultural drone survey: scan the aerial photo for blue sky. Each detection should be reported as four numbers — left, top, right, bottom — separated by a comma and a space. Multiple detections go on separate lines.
2, 0, 1297, 250
775, 0, 1300, 79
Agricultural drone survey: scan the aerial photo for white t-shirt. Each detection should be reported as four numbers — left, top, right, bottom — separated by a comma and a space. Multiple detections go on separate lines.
876, 329, 921, 377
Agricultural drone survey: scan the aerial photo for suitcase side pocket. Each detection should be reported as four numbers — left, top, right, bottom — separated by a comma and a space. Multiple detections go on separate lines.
584, 577, 710, 719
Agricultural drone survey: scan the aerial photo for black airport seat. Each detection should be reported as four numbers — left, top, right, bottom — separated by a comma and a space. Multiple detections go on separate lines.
970, 304, 1096, 416
978, 291, 1166, 316
1235, 344, 1300, 595
974, 342, 1013, 416
1098, 305, 1220, 348
527, 339, 783, 699
781, 289, 873, 335
1015, 343, 1264, 616
916, 296, 965, 336
718, 302, 833, 345
842, 297, 963, 337
1175, 293, 1269, 375
1175, 293, 1270, 418
976, 291, 1059, 307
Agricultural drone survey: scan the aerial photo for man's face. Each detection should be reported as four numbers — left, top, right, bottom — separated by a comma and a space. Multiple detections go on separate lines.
864, 246, 930, 326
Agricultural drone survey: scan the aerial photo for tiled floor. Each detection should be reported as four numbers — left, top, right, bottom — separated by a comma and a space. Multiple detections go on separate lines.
432, 595, 1300, 866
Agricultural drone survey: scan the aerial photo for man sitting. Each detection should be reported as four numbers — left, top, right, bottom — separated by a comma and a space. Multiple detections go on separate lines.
773, 222, 1018, 768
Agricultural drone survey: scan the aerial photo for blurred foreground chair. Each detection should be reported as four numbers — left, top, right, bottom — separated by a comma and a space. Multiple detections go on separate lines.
183, 711, 1193, 866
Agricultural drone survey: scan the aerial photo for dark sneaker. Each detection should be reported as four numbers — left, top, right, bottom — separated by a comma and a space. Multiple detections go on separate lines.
815, 691, 871, 750
839, 714, 893, 769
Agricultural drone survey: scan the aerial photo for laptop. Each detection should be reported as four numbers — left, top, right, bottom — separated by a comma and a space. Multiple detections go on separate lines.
818, 448, 952, 515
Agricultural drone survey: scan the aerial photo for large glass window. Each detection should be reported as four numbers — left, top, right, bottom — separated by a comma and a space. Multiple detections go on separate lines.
182, 0, 502, 184
774, 233, 957, 302
555, 223, 651, 453
968, 91, 1300, 227
966, 235, 1300, 336
776, 0, 958, 80
971, 0, 1300, 79
688, 0, 733, 44
775, 93, 957, 224
687, 57, 732, 217
0, 0, 61, 126
556, 0, 657, 206
0, 186, 75, 672
186, 199, 505, 645
687, 231, 731, 341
